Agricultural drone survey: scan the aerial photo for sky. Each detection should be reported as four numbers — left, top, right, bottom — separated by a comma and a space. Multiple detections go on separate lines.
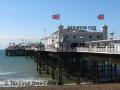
0, 0, 119, 49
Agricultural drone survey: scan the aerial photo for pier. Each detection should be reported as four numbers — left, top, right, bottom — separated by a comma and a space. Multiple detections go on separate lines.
5, 25, 120, 85
5, 41, 120, 85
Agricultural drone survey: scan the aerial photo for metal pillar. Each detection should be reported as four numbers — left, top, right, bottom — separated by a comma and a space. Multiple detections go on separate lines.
76, 54, 80, 84
66, 55, 70, 80
114, 64, 118, 82
39, 53, 42, 74
46, 55, 50, 75
58, 53, 63, 85
51, 57, 55, 80
93, 60, 98, 83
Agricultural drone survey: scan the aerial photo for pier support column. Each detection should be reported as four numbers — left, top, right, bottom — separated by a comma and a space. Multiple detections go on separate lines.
114, 64, 118, 82
36, 54, 39, 71
42, 54, 46, 71
39, 64, 42, 74
93, 60, 99, 83
76, 55, 80, 84
46, 55, 50, 75
58, 53, 63, 85
107, 60, 113, 82
52, 67, 55, 80
110, 62, 113, 81
66, 55, 70, 80
51, 56, 55, 80
39, 53, 42, 74
37, 61, 39, 71
101, 60, 105, 78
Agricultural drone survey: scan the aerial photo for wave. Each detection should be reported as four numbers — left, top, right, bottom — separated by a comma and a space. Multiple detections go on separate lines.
0, 72, 17, 75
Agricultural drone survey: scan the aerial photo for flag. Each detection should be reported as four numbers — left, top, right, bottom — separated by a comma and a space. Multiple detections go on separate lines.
52, 14, 60, 20
98, 14, 104, 20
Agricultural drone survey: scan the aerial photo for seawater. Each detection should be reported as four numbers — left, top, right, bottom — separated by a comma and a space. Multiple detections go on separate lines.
0, 50, 47, 87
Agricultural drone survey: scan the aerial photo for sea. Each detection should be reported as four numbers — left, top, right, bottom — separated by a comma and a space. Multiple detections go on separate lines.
0, 50, 48, 87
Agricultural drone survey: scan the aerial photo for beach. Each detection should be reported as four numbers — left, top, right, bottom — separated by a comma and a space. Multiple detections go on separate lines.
0, 83, 119, 90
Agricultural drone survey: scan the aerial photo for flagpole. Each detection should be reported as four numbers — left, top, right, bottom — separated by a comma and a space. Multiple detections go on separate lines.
58, 14, 61, 49
57, 14, 61, 49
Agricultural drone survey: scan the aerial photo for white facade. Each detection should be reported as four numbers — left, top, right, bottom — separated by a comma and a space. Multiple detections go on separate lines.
44, 25, 108, 48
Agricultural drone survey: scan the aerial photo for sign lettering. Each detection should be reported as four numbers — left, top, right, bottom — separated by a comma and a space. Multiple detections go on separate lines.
67, 26, 96, 31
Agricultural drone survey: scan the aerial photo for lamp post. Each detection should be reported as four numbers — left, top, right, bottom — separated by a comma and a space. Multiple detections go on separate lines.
110, 32, 115, 40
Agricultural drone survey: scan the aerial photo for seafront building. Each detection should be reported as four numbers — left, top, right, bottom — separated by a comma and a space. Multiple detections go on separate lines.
42, 25, 108, 49
40, 25, 120, 53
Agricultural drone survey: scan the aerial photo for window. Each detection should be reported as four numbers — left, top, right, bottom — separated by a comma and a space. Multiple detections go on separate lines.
89, 36, 92, 38
63, 36, 69, 42
73, 36, 76, 39
97, 35, 100, 38
64, 36, 68, 39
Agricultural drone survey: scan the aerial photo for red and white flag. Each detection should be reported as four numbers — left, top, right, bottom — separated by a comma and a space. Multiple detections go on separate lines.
98, 14, 104, 20
52, 14, 60, 20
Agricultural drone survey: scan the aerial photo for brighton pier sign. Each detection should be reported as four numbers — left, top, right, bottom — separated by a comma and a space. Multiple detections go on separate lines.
67, 26, 96, 31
